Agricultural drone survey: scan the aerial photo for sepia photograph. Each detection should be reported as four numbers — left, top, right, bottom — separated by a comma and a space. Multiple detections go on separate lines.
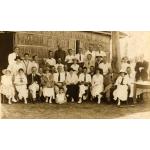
0, 31, 150, 119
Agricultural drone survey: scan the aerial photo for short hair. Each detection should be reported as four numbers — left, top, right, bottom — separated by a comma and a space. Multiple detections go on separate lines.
18, 68, 24, 72
32, 55, 38, 60
24, 53, 29, 56
95, 68, 103, 75
49, 50, 52, 53
69, 68, 74, 72
83, 67, 87, 70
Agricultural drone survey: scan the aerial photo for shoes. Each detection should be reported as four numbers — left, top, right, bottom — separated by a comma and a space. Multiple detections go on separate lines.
78, 99, 82, 104
8, 101, 12, 105
12, 98, 17, 102
71, 98, 74, 102
97, 99, 101, 104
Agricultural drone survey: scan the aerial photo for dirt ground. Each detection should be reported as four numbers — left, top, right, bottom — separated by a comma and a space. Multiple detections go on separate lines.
1, 98, 150, 119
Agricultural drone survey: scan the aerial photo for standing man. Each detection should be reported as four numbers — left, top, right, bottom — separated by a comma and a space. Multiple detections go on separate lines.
54, 45, 66, 64
8, 47, 19, 65
135, 54, 149, 81
45, 50, 56, 67
22, 53, 33, 75
75, 48, 85, 67
85, 45, 96, 61
95, 44, 106, 57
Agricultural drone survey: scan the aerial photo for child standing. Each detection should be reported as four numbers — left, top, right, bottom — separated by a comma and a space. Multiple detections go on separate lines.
56, 88, 67, 104
14, 68, 28, 104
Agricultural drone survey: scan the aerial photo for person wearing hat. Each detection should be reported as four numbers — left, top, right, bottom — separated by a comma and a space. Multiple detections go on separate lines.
0, 69, 17, 104
66, 68, 79, 102
70, 58, 79, 73
41, 67, 55, 103
113, 69, 130, 106
8, 47, 19, 65
7, 56, 24, 75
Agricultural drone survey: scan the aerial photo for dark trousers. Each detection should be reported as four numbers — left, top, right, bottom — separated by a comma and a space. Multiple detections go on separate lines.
66, 84, 79, 101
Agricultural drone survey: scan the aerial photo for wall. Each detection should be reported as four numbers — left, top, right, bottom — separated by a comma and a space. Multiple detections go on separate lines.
14, 31, 111, 59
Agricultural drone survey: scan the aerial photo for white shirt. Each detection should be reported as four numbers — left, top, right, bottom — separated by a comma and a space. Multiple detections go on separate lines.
55, 63, 64, 71
121, 63, 130, 71
1, 75, 13, 86
75, 53, 85, 63
115, 75, 129, 86
22, 60, 33, 75
7, 61, 24, 75
99, 62, 111, 75
95, 50, 106, 57
8, 52, 18, 65
65, 55, 75, 63
92, 74, 103, 85
85, 50, 96, 60
71, 64, 79, 72
79, 73, 91, 83
45, 58, 56, 66
14, 74, 27, 85
66, 72, 78, 85
54, 72, 66, 83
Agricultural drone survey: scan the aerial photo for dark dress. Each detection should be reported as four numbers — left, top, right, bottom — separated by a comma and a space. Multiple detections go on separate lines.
135, 60, 149, 81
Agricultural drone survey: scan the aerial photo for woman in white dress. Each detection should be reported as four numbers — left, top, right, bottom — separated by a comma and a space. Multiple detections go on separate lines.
14, 68, 28, 104
91, 68, 104, 104
113, 69, 130, 106
0, 69, 16, 104
41, 68, 55, 103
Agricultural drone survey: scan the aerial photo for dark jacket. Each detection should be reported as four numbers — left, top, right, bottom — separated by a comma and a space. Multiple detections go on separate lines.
27, 73, 41, 86
135, 60, 149, 81
54, 50, 66, 64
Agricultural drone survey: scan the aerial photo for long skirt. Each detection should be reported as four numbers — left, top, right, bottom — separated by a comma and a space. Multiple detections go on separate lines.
91, 84, 103, 97
16, 85, 28, 99
113, 85, 128, 101
0, 85, 15, 99
43, 87, 55, 98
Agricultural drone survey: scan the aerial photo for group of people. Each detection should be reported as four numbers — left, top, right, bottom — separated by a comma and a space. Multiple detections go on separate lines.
0, 45, 149, 106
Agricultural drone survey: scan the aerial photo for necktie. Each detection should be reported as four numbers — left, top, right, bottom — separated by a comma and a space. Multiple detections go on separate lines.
84, 74, 86, 82
79, 54, 81, 61
65, 72, 67, 79
32, 74, 34, 83
58, 73, 61, 82
121, 77, 124, 85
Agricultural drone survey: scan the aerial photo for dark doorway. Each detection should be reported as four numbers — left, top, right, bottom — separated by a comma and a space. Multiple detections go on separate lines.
0, 32, 14, 71
76, 40, 80, 54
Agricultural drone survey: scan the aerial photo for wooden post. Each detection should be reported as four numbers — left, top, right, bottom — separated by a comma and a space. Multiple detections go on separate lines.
111, 31, 121, 74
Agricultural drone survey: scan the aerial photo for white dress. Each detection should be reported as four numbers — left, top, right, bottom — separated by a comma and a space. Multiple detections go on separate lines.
113, 76, 129, 101
14, 74, 28, 99
0, 75, 15, 99
91, 74, 104, 97
56, 93, 66, 104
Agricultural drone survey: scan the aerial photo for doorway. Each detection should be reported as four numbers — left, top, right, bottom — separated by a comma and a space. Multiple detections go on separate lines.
0, 32, 14, 70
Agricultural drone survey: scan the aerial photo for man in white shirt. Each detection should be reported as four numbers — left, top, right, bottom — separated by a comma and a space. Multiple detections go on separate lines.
78, 67, 91, 103
31, 55, 39, 73
66, 68, 79, 102
22, 53, 33, 75
75, 48, 85, 67
95, 44, 106, 57
54, 66, 66, 94
85, 45, 96, 61
8, 47, 19, 65
45, 50, 56, 67
65, 49, 75, 69
55, 58, 64, 72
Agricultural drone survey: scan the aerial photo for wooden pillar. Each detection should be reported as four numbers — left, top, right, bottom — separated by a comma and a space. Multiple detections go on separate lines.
111, 31, 121, 73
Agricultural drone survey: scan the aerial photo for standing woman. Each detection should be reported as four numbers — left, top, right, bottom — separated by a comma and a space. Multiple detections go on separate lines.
91, 68, 104, 104
41, 68, 55, 103
14, 68, 28, 104
0, 69, 16, 104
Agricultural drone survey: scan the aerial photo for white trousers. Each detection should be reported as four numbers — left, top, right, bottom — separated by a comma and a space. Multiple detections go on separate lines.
29, 83, 39, 98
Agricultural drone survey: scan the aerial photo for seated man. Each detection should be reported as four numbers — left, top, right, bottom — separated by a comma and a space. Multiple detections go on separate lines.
66, 68, 79, 102
78, 67, 91, 103
53, 66, 66, 94
27, 66, 41, 103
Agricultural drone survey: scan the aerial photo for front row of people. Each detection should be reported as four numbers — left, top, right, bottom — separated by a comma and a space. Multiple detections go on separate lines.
0, 65, 135, 106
